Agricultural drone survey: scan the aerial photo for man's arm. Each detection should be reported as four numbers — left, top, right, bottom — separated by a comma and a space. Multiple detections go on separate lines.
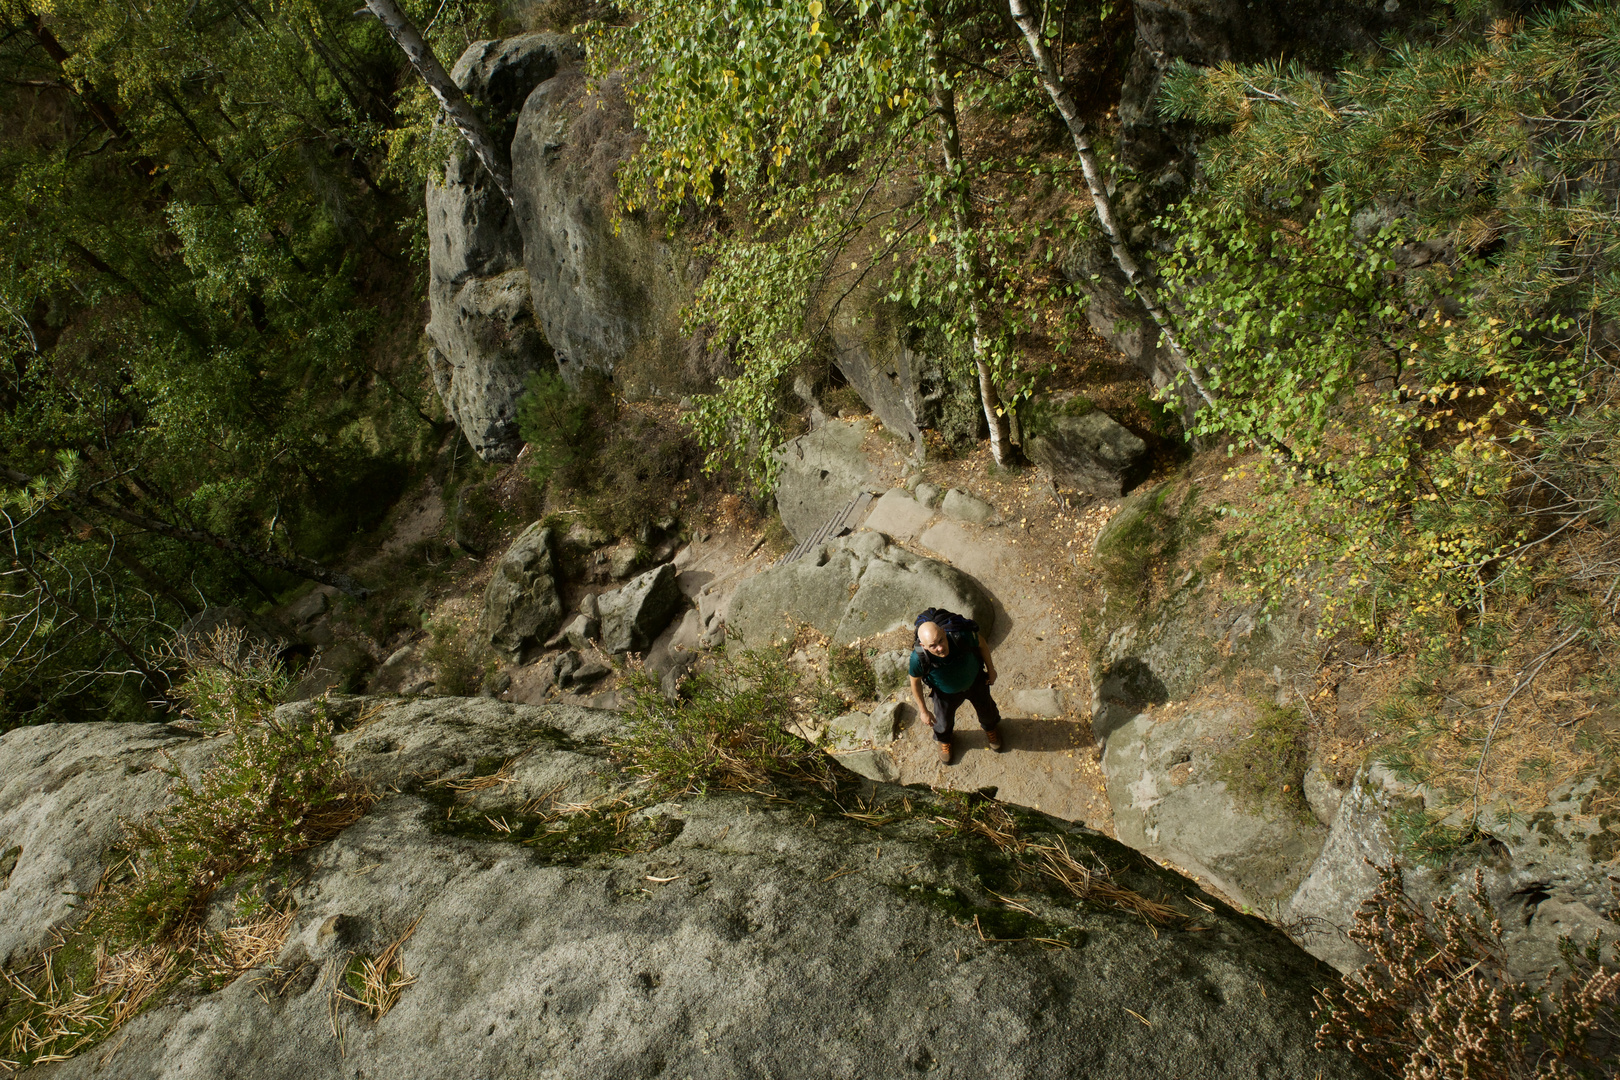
979, 640, 997, 685
910, 674, 931, 717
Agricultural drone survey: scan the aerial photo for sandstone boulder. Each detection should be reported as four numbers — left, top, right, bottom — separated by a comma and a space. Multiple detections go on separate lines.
871, 649, 913, 695
1027, 407, 1148, 496
940, 488, 996, 525
773, 419, 873, 542
1102, 701, 1327, 914
727, 533, 994, 649
479, 523, 564, 659
1286, 765, 1620, 979
830, 746, 901, 784
861, 488, 936, 542
597, 563, 682, 654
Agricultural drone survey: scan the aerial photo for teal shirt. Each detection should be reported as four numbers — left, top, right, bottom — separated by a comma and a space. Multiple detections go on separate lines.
909, 630, 982, 694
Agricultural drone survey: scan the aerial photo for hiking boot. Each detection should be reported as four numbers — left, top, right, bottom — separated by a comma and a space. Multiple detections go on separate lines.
985, 728, 1004, 753
938, 741, 953, 765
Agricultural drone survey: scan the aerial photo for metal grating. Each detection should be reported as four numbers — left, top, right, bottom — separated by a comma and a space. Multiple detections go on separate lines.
773, 491, 874, 567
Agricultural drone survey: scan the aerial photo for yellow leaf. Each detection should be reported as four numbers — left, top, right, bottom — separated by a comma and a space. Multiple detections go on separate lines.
808, 0, 823, 15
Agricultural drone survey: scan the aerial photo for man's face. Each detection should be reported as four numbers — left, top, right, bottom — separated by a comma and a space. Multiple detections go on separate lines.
918, 622, 950, 657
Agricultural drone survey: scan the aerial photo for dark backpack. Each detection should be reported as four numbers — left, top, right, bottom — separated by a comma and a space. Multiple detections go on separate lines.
911, 608, 979, 675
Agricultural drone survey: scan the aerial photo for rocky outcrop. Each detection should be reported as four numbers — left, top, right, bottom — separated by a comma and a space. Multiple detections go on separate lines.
479, 522, 564, 659
425, 35, 578, 461
1287, 765, 1620, 979
0, 723, 220, 968
9, 696, 1370, 1080
511, 71, 697, 397
826, 319, 979, 457
774, 419, 874, 542
1026, 406, 1148, 497
1088, 482, 1620, 978
1103, 701, 1327, 912
596, 562, 682, 654
728, 532, 994, 649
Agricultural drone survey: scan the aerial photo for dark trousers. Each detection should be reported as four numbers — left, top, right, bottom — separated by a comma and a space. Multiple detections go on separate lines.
926, 671, 1002, 743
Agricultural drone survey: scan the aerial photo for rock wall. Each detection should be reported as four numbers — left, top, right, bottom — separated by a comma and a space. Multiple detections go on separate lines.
425, 34, 577, 462
512, 71, 700, 398
5, 696, 1371, 1080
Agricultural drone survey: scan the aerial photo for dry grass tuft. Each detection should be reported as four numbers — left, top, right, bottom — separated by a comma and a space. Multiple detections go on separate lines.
939, 802, 1184, 926
1025, 837, 1184, 926
335, 917, 422, 1022
93, 943, 180, 1027
2, 901, 301, 1071
1, 934, 182, 1069
431, 759, 517, 793
196, 907, 296, 984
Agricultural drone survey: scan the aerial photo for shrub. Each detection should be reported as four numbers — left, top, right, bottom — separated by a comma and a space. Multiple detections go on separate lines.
827, 644, 876, 703
1213, 699, 1313, 822
422, 621, 486, 697
516, 372, 693, 538
612, 645, 829, 796
163, 625, 291, 734
113, 630, 374, 942
1316, 864, 1620, 1079
113, 703, 372, 946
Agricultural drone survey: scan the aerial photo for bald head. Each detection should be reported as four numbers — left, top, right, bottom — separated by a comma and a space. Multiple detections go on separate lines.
917, 620, 949, 656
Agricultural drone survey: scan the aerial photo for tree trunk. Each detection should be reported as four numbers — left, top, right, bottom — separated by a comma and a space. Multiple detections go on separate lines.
927, 50, 1015, 466
1007, 0, 1218, 412
362, 0, 514, 207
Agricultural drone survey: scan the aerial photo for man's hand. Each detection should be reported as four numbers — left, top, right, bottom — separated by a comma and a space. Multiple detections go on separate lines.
984, 664, 998, 686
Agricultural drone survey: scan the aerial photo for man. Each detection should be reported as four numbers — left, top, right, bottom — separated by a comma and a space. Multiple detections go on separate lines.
909, 615, 1004, 766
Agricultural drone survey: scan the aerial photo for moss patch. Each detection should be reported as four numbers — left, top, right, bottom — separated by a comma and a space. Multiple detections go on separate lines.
1214, 700, 1314, 823
1094, 484, 1206, 617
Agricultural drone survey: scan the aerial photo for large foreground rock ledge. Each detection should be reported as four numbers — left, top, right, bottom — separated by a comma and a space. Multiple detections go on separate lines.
7, 696, 1369, 1080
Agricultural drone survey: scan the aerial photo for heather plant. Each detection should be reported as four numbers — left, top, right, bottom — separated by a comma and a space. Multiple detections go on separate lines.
161, 625, 292, 733
1316, 864, 1620, 1079
110, 637, 374, 944
613, 643, 830, 796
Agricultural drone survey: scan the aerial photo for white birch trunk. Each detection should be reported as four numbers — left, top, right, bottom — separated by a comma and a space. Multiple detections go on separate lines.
364, 0, 515, 208
1008, 0, 1217, 410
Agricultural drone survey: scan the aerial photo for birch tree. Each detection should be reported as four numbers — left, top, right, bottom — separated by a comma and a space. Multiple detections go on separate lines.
362, 0, 515, 206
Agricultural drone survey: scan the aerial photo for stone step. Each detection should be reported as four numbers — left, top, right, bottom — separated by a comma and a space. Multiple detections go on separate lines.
774, 490, 874, 567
